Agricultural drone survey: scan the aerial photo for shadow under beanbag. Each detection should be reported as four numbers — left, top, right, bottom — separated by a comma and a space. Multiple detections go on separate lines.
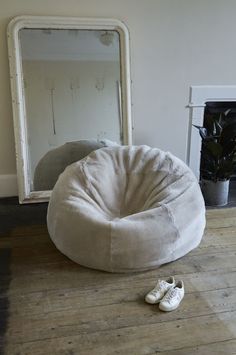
47, 145, 206, 273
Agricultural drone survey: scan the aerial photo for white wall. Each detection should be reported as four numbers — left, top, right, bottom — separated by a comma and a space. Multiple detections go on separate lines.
1, 0, 236, 196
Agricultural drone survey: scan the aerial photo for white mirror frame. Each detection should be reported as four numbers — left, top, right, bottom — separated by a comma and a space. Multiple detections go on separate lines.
7, 15, 132, 204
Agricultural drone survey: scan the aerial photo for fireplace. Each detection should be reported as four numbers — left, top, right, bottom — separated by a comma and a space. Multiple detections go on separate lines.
201, 102, 236, 180
187, 85, 236, 180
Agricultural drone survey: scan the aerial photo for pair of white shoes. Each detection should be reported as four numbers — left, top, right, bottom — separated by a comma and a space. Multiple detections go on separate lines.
145, 276, 184, 311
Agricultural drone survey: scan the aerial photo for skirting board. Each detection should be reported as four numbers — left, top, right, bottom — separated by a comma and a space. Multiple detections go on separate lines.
0, 174, 18, 197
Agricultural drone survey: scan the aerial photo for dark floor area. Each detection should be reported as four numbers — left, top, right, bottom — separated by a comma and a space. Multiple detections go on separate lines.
0, 197, 48, 236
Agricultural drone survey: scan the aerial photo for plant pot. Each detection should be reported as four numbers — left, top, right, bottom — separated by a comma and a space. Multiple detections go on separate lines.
201, 179, 229, 206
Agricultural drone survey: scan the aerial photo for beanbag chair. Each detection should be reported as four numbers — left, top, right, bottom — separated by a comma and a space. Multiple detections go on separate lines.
47, 145, 206, 272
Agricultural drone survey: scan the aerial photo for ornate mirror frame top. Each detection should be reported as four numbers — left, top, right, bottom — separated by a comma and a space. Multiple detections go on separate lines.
7, 16, 132, 203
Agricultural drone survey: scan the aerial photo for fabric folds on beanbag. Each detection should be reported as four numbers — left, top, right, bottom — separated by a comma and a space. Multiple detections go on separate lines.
47, 145, 206, 272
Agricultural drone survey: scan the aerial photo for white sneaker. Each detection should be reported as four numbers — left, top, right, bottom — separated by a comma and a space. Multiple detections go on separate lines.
159, 280, 184, 311
145, 276, 175, 304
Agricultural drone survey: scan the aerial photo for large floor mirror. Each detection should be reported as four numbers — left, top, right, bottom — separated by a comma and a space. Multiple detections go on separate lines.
7, 16, 132, 203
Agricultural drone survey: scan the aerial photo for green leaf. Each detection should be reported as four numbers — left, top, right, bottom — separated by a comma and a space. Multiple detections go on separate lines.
205, 141, 223, 158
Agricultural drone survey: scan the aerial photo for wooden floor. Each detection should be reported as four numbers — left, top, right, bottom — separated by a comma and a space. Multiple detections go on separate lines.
0, 207, 236, 354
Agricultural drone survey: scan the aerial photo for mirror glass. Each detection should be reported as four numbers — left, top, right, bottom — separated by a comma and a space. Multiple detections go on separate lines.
8, 16, 132, 203
19, 28, 122, 192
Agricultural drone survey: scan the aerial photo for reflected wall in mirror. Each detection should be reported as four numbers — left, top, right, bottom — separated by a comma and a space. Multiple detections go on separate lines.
7, 16, 132, 203
21, 29, 122, 190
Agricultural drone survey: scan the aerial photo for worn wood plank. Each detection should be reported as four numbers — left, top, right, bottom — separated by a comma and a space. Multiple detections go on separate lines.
4, 311, 236, 355
4, 285, 236, 343
2, 268, 235, 313
155, 339, 236, 355
206, 213, 236, 229
206, 207, 236, 219
3, 247, 236, 302
1, 207, 236, 354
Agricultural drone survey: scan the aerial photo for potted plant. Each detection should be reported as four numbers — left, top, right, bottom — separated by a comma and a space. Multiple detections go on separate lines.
194, 108, 236, 206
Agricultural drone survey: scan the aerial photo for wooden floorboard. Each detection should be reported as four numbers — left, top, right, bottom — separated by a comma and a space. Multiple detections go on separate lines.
0, 207, 236, 354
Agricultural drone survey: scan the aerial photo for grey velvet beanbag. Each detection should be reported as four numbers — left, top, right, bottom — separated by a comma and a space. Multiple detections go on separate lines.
47, 145, 206, 273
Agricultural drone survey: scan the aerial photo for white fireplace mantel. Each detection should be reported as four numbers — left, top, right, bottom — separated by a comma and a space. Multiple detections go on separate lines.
187, 85, 236, 180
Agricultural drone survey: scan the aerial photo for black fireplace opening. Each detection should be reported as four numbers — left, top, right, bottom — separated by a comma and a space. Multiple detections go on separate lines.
200, 101, 236, 207
201, 101, 236, 181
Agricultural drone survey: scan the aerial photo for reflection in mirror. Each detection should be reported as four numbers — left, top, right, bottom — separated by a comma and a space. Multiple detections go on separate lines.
19, 28, 122, 192
8, 16, 132, 203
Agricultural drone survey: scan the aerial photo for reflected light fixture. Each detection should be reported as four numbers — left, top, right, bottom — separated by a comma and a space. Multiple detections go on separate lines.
100, 31, 114, 46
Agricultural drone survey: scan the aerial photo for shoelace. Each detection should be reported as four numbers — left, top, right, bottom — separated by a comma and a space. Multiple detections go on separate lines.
163, 287, 178, 303
159, 280, 167, 288
150, 280, 168, 295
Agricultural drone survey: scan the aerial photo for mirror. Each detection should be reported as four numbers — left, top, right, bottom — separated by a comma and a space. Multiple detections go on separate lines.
7, 16, 132, 203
